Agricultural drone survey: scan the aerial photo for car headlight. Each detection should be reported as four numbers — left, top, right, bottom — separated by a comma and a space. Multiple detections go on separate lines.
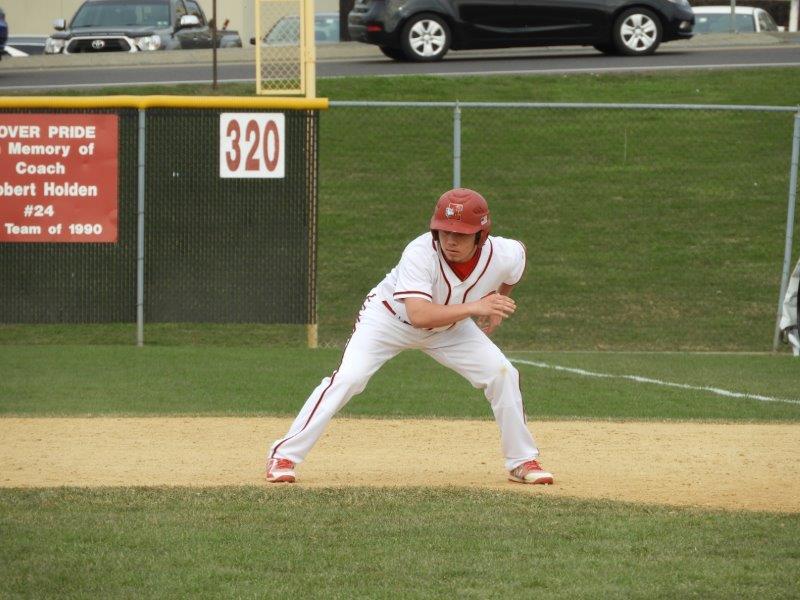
44, 38, 65, 54
135, 35, 162, 51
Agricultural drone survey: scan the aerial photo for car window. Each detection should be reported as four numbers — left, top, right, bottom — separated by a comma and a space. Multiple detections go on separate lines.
184, 0, 205, 25
314, 15, 339, 42
264, 15, 339, 44
265, 16, 299, 43
693, 13, 756, 34
756, 9, 777, 31
175, 0, 187, 21
71, 1, 172, 28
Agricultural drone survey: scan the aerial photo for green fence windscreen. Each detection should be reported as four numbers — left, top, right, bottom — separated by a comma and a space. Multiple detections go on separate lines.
0, 108, 138, 323
144, 108, 317, 324
0, 107, 318, 326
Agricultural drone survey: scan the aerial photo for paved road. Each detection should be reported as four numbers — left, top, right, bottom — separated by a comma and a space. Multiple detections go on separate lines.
0, 41, 799, 90
322, 45, 800, 77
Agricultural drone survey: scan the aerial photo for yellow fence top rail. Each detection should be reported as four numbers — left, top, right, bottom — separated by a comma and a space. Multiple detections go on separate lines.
0, 96, 329, 110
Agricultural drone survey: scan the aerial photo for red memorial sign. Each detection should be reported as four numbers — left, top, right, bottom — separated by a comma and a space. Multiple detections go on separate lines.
0, 114, 119, 243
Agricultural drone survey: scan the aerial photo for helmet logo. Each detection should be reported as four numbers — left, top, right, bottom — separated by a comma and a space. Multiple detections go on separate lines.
444, 203, 463, 220
480, 215, 488, 225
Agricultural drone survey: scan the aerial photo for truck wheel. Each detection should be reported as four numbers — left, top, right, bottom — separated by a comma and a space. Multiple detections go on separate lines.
400, 14, 450, 62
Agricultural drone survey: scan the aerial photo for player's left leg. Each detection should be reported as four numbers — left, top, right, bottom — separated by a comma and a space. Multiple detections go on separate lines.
422, 318, 553, 483
268, 296, 405, 474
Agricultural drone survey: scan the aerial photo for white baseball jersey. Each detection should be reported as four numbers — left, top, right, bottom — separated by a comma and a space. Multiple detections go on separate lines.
374, 233, 527, 331
269, 232, 540, 472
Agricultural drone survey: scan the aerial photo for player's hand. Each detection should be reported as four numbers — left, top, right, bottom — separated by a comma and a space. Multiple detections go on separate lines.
473, 293, 515, 320
476, 314, 503, 336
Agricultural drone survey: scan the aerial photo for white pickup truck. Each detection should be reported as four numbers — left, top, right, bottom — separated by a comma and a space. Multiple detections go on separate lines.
44, 0, 241, 54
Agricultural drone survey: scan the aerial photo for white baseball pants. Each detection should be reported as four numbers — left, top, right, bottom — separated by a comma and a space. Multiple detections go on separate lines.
269, 294, 539, 471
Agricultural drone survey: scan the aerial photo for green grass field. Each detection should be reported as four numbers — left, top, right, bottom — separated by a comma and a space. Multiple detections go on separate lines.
1, 343, 799, 596
2, 68, 800, 597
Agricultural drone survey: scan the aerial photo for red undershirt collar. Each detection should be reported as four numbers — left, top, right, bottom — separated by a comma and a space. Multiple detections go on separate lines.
445, 247, 482, 282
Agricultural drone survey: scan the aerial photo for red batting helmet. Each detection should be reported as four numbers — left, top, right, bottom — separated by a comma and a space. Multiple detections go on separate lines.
430, 188, 492, 246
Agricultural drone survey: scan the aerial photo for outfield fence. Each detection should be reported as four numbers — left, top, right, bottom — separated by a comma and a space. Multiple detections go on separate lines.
1, 100, 798, 352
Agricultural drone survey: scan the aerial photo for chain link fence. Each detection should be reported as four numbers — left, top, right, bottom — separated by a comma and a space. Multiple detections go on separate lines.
144, 107, 317, 325
1, 101, 797, 351
0, 108, 139, 323
256, 0, 314, 96
317, 102, 799, 351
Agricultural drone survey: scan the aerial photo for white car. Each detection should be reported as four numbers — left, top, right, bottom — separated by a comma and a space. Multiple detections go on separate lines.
692, 6, 780, 33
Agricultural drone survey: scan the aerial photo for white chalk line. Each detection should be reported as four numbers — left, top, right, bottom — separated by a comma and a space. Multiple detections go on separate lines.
510, 358, 800, 406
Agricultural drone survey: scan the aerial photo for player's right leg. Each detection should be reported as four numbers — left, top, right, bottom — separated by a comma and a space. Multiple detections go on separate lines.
267, 296, 408, 482
422, 318, 554, 485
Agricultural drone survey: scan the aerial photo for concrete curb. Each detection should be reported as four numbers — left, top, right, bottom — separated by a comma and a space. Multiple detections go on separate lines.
1, 33, 799, 72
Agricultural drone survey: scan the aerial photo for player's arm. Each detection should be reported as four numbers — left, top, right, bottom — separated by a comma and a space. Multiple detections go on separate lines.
476, 284, 514, 335
478, 240, 527, 335
404, 294, 515, 329
498, 283, 514, 297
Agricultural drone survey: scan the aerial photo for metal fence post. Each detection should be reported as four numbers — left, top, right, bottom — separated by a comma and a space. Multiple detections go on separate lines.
137, 109, 146, 347
453, 101, 461, 188
729, 0, 738, 33
773, 111, 800, 351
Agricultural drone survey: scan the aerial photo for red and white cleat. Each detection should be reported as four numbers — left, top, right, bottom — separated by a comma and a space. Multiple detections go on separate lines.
266, 458, 296, 483
509, 459, 554, 485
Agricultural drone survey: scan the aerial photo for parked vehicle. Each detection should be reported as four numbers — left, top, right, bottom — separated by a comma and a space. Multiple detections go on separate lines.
692, 6, 780, 33
44, 0, 241, 55
0, 7, 8, 60
348, 0, 695, 61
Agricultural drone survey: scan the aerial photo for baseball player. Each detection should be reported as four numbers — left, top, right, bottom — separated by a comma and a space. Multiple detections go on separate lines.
267, 188, 553, 485
780, 255, 799, 356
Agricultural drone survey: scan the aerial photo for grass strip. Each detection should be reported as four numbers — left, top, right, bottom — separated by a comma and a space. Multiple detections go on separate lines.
1, 487, 798, 599
1, 346, 798, 421
12, 68, 800, 107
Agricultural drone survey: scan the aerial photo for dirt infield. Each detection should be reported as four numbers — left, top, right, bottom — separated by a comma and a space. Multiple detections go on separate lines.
1, 417, 798, 513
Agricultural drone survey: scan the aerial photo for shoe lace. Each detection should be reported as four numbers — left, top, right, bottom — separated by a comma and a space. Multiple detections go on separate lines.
521, 459, 543, 472
274, 459, 294, 469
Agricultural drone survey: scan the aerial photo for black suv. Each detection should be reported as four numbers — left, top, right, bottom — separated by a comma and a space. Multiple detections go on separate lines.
44, 0, 241, 54
348, 0, 694, 61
